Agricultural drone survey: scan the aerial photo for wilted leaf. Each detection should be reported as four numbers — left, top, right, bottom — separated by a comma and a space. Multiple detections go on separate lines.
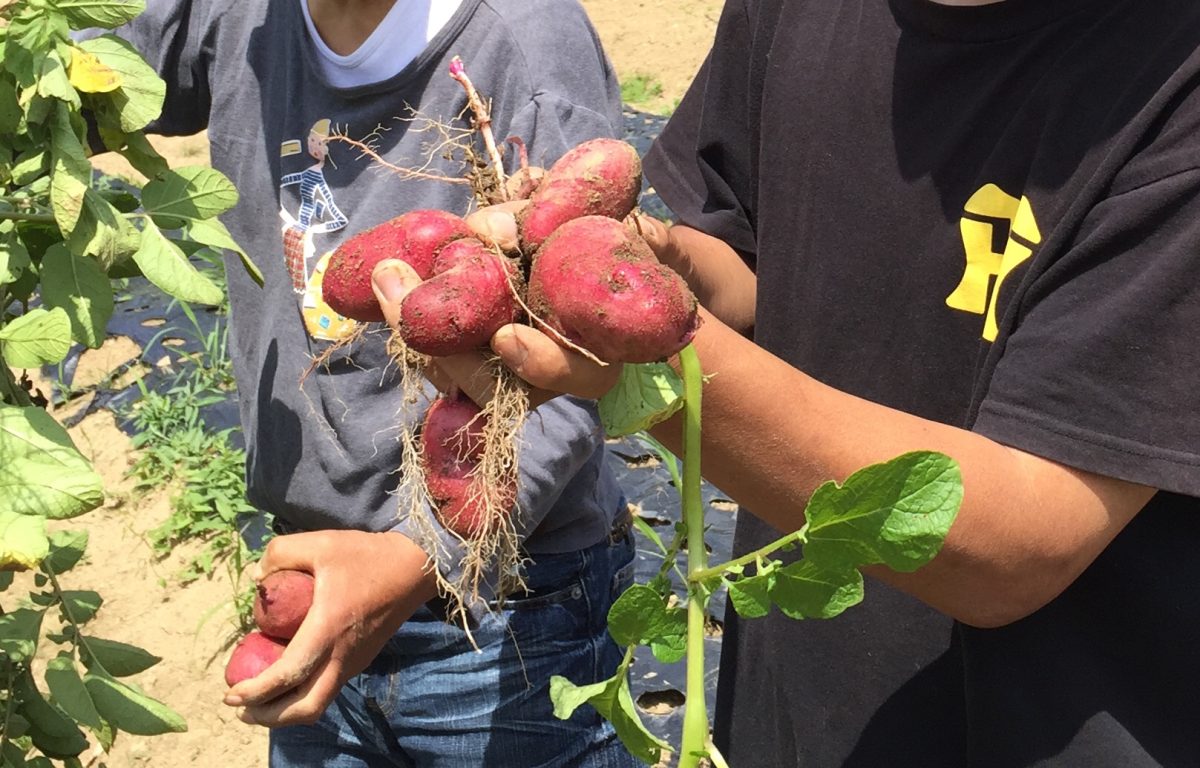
0, 509, 50, 571
68, 46, 121, 93
76, 36, 164, 132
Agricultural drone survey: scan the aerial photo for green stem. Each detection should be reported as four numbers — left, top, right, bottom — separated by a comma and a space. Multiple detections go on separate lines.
44, 565, 103, 673
707, 737, 731, 768
689, 526, 808, 585
677, 344, 709, 768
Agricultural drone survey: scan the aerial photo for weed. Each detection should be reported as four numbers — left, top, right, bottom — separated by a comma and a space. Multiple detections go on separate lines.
620, 73, 665, 107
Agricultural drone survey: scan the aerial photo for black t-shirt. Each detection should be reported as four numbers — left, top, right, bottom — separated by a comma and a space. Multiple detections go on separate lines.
645, 0, 1200, 766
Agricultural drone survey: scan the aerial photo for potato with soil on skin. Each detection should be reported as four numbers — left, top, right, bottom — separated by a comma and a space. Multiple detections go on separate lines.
516, 137, 642, 253
322, 209, 472, 322
527, 215, 700, 363
224, 631, 287, 687
420, 393, 516, 539
253, 569, 314, 640
399, 238, 523, 357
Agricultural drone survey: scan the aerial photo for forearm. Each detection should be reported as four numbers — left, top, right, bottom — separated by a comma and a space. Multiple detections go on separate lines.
649, 309, 1153, 627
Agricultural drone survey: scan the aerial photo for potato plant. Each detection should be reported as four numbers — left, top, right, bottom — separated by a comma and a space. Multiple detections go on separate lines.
0, 1, 256, 763
558, 354, 963, 766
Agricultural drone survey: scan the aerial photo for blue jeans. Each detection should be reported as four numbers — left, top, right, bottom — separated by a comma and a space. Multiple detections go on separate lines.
269, 529, 639, 767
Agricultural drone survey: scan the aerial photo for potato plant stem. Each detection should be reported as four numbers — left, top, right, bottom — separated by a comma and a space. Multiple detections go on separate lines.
0, 210, 55, 224
688, 527, 808, 586
678, 344, 710, 768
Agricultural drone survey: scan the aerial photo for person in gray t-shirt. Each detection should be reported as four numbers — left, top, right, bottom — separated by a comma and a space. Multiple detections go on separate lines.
113, 1, 639, 765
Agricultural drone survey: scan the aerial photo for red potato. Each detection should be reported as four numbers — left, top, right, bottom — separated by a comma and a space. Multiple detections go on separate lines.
399, 238, 522, 356
224, 631, 287, 687
516, 138, 642, 253
252, 569, 314, 640
527, 216, 700, 363
420, 394, 515, 538
322, 209, 472, 322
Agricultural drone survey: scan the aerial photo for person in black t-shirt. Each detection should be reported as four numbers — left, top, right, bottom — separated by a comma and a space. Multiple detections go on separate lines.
371, 0, 1200, 766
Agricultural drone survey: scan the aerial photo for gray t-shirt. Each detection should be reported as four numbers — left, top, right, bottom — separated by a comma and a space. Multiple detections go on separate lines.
118, 0, 626, 563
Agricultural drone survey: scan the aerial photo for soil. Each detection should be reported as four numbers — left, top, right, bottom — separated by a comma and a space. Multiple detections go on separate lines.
36, 3, 721, 767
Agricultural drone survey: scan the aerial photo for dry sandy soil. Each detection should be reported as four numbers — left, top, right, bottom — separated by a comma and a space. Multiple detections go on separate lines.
45, 3, 722, 767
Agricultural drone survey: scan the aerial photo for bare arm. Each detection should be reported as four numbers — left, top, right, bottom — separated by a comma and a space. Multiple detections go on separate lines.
370, 224, 1155, 630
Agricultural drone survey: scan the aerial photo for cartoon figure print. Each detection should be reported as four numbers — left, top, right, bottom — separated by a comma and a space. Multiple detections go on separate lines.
279, 118, 358, 341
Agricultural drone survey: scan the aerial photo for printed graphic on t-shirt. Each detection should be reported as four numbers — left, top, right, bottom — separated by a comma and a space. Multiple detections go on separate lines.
278, 118, 358, 341
946, 183, 1042, 341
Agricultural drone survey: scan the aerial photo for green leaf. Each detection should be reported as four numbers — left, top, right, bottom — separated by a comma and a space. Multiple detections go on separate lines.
606, 584, 687, 663
66, 189, 142, 269
0, 76, 22, 135
769, 560, 864, 620
40, 244, 114, 349
4, 12, 70, 90
803, 451, 963, 572
0, 307, 72, 368
44, 657, 104, 734
115, 130, 169, 178
13, 670, 89, 759
49, 104, 91, 235
83, 671, 187, 735
186, 217, 263, 287
550, 670, 667, 765
726, 571, 774, 619
59, 590, 102, 623
0, 608, 45, 663
132, 218, 223, 305
631, 515, 667, 556
36, 51, 80, 110
0, 225, 32, 284
77, 36, 164, 132
81, 636, 161, 677
55, 0, 147, 30
0, 405, 105, 519
41, 530, 88, 575
11, 149, 48, 187
0, 510, 50, 571
142, 166, 239, 227
599, 363, 685, 437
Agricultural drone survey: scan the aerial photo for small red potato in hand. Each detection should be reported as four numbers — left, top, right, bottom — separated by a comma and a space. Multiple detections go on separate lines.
253, 569, 314, 640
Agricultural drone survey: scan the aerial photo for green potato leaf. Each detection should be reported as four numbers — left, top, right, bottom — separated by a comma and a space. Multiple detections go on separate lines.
13, 670, 89, 759
132, 218, 224, 306
599, 362, 684, 437
0, 607, 45, 663
550, 667, 668, 766
41, 529, 89, 575
725, 571, 775, 619
56, 0, 147, 30
83, 671, 187, 736
769, 560, 864, 620
49, 103, 91, 235
0, 307, 73, 368
59, 590, 103, 624
81, 636, 162, 677
803, 451, 963, 573
0, 405, 105, 519
66, 188, 142, 268
44, 657, 104, 734
186, 217, 264, 287
0, 223, 32, 284
142, 166, 239, 228
606, 584, 688, 663
40, 245, 114, 349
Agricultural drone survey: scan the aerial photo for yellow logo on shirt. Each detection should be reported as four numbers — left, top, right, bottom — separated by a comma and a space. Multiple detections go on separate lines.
947, 184, 1042, 341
